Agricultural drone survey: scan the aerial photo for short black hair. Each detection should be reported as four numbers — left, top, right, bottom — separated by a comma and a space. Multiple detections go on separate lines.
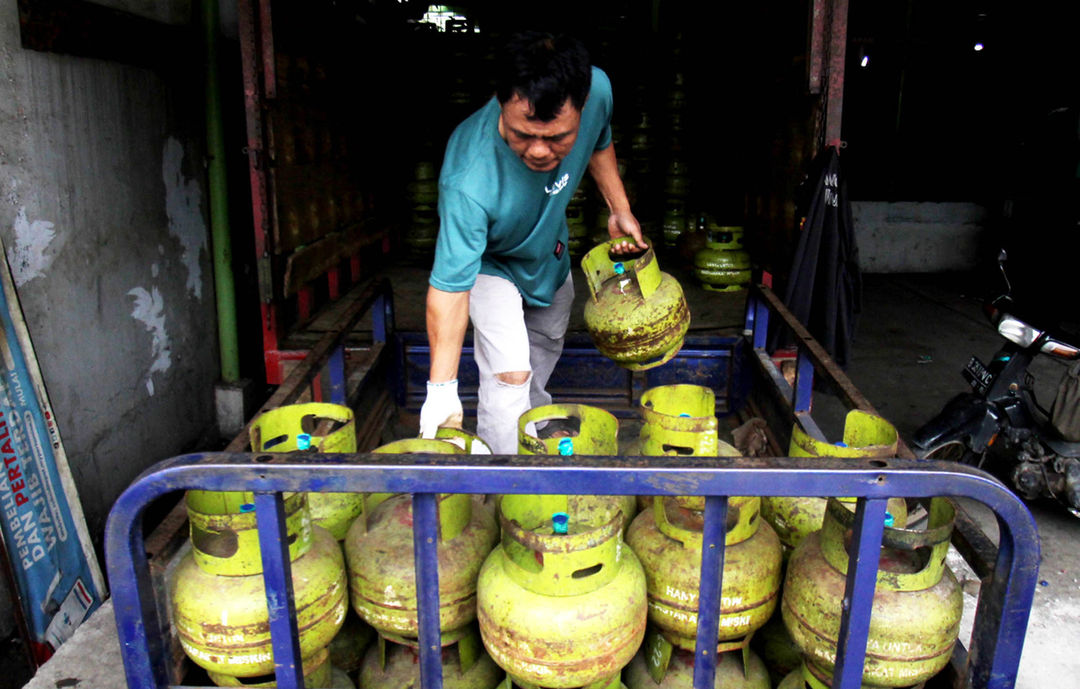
495, 32, 591, 122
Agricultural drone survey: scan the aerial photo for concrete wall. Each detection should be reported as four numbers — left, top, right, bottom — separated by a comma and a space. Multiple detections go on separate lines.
0, 0, 218, 573
853, 201, 988, 273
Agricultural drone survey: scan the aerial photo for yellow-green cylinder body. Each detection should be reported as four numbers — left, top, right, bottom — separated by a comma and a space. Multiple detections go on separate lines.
206, 647, 332, 687
777, 663, 880, 689
345, 444, 499, 644
171, 525, 347, 677
497, 675, 624, 689
634, 383, 736, 516
623, 643, 770, 689
477, 501, 647, 688
330, 667, 356, 689
662, 203, 688, 250
517, 404, 636, 529
751, 610, 802, 687
639, 385, 722, 457
249, 402, 362, 540
692, 244, 751, 292
782, 498, 963, 687
185, 490, 313, 576
582, 240, 690, 371
360, 632, 503, 689
762, 411, 908, 554
626, 496, 782, 652
776, 669, 803, 689
328, 610, 376, 674
705, 224, 745, 250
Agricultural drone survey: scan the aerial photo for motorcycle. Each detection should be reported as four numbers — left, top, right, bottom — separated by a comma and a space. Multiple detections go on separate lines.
911, 250, 1080, 516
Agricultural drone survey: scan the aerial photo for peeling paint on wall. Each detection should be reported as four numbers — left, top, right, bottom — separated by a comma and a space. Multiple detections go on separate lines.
7, 207, 56, 287
162, 138, 207, 300
127, 286, 171, 396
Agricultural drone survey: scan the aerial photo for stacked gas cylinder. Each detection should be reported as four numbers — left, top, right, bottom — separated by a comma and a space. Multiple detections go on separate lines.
404, 160, 440, 260
168, 390, 964, 689
347, 433, 504, 689
691, 220, 752, 292
758, 411, 965, 689
171, 403, 359, 687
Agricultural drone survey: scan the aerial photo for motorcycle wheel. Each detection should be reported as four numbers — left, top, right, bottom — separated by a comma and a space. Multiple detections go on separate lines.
916, 440, 984, 466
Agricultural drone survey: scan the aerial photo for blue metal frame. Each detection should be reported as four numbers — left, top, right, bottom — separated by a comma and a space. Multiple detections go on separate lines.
106, 453, 1039, 689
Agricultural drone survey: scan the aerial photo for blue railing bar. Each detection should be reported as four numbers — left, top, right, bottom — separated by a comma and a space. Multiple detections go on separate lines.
327, 345, 346, 405
108, 501, 170, 689
414, 493, 444, 689
692, 496, 728, 689
115, 453, 1031, 502
254, 492, 305, 689
794, 411, 828, 442
794, 346, 815, 413
748, 290, 769, 350
832, 497, 889, 689
969, 513, 1033, 689
373, 291, 389, 344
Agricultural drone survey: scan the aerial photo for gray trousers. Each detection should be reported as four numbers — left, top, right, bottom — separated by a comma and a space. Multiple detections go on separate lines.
469, 273, 574, 455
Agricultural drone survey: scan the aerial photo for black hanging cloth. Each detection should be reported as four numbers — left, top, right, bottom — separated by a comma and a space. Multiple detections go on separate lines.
774, 145, 861, 368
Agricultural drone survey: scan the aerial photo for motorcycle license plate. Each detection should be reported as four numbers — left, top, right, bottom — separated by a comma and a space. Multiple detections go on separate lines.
964, 356, 993, 394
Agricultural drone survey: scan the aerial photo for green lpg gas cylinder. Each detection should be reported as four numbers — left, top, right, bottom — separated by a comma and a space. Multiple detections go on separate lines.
761, 411, 908, 555
750, 609, 802, 687
582, 240, 690, 371
664, 159, 690, 204
625, 495, 782, 652
207, 646, 332, 687
639, 385, 721, 457
346, 438, 498, 645
567, 186, 589, 256
661, 203, 689, 252
782, 498, 963, 687
171, 525, 347, 678
185, 490, 312, 576
250, 402, 362, 540
517, 404, 636, 529
477, 499, 647, 688
776, 663, 880, 689
360, 628, 503, 689
330, 667, 356, 689
623, 633, 770, 689
327, 610, 376, 675
496, 675, 624, 689
705, 224, 745, 250
408, 160, 439, 207
692, 243, 751, 292
635, 384, 725, 512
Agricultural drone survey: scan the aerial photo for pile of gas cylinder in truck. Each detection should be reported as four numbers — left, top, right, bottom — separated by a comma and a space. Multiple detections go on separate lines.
169, 381, 962, 689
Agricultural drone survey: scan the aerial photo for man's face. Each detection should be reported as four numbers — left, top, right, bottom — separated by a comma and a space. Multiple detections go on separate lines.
498, 95, 582, 172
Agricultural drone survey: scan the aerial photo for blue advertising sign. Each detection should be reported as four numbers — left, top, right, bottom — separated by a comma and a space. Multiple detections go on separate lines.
0, 247, 105, 665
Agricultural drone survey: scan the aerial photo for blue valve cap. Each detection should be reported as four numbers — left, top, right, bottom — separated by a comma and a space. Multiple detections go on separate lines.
552, 512, 570, 534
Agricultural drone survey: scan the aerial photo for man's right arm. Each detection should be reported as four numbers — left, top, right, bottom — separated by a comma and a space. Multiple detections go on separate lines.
420, 286, 469, 437
426, 285, 470, 382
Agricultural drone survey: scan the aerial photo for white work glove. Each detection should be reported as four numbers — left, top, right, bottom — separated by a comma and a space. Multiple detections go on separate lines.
420, 379, 464, 438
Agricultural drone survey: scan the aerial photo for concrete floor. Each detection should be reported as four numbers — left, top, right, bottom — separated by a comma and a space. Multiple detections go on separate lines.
12, 271, 1079, 688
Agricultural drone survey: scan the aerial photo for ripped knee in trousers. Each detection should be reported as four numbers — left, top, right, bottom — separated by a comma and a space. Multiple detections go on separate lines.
495, 370, 531, 386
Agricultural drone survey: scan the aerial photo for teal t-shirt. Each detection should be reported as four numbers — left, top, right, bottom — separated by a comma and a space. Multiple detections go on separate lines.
430, 66, 613, 306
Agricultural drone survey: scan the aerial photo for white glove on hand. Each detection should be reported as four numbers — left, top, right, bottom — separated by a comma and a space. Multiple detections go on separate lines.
420, 379, 463, 438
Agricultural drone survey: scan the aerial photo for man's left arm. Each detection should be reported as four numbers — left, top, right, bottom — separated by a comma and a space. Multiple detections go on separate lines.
588, 144, 648, 254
